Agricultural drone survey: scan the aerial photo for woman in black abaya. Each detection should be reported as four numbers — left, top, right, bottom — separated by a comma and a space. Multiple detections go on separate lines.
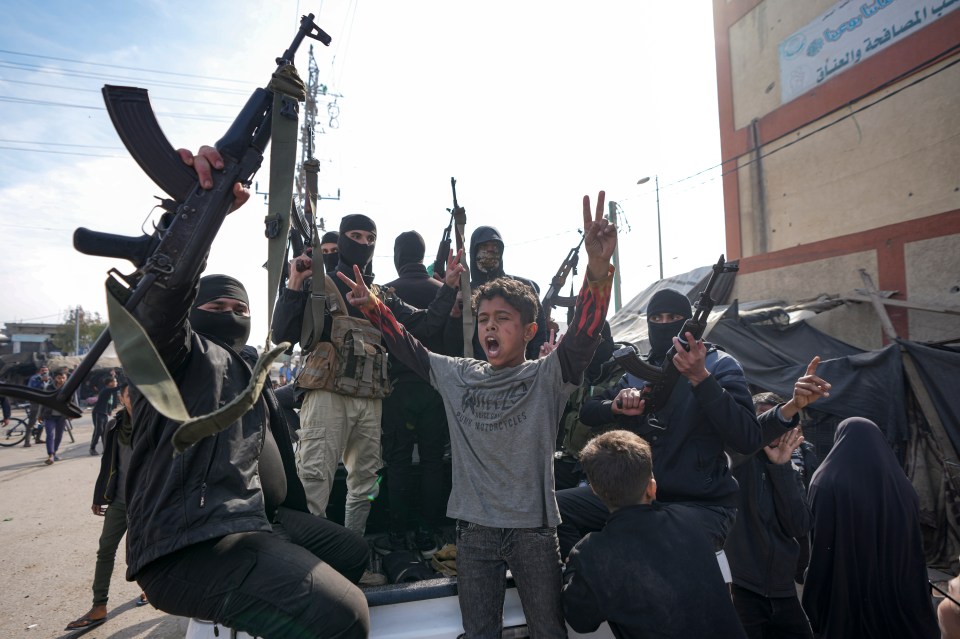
801, 417, 938, 638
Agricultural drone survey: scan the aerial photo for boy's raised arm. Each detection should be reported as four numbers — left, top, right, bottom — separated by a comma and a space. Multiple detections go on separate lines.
338, 252, 466, 381
557, 191, 616, 383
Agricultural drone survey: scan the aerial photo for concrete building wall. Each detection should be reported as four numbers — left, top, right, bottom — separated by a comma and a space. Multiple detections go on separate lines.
905, 234, 960, 342
728, 0, 835, 128
714, 0, 960, 344
732, 249, 884, 350
736, 59, 960, 258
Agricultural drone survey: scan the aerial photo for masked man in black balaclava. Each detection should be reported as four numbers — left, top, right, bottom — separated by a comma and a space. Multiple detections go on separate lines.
273, 215, 464, 585
557, 287, 768, 566
467, 226, 549, 360
373, 230, 456, 556
121, 146, 373, 639
319, 230, 340, 274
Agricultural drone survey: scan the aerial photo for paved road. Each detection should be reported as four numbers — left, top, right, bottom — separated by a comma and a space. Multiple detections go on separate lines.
0, 410, 188, 638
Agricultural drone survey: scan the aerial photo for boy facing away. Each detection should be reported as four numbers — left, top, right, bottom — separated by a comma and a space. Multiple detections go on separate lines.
340, 192, 615, 638
562, 430, 747, 639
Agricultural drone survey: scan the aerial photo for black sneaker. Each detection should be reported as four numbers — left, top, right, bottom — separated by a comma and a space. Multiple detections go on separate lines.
415, 528, 439, 558
373, 532, 409, 556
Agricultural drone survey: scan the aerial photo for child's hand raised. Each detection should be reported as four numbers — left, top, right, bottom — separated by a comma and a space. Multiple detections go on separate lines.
582, 191, 616, 279
336, 265, 376, 310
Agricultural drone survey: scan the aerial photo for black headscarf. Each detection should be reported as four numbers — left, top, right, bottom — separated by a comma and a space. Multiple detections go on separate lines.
646, 289, 691, 362
337, 214, 377, 269
189, 274, 251, 352
801, 417, 939, 638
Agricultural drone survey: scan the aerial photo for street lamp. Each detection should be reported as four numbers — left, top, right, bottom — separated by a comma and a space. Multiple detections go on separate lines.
637, 175, 663, 281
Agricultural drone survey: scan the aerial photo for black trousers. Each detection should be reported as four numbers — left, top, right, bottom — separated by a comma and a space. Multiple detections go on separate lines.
381, 381, 449, 533
732, 584, 813, 639
137, 507, 370, 639
91, 412, 109, 451
556, 485, 737, 557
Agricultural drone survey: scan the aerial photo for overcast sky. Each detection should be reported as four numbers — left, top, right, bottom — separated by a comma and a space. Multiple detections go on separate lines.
0, 0, 726, 345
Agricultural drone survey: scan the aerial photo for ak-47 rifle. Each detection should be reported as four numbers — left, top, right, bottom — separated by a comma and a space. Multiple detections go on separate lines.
432, 210, 455, 279
0, 15, 331, 418
449, 178, 475, 357
613, 255, 738, 418
541, 233, 585, 326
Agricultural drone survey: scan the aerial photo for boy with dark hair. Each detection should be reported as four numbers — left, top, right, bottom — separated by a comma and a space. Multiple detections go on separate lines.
340, 192, 615, 638
562, 430, 747, 639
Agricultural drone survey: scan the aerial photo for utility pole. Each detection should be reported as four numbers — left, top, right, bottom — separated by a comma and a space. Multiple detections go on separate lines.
74, 305, 82, 356
608, 201, 622, 312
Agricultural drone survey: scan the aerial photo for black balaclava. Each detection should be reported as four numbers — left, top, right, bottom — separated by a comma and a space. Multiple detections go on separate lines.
189, 274, 251, 352
469, 226, 505, 286
337, 214, 377, 271
394, 230, 426, 271
320, 230, 340, 273
646, 288, 692, 362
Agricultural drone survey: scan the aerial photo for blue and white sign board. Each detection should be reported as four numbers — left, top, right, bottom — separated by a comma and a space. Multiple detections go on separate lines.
779, 0, 959, 104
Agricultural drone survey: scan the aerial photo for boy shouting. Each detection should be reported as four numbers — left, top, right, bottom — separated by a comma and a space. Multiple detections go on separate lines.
340, 192, 615, 638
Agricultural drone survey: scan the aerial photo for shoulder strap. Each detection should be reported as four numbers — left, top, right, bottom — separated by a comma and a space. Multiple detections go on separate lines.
300, 274, 348, 351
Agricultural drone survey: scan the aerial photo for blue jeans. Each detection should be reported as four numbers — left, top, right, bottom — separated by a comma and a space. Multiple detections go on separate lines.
455, 521, 566, 639
44, 416, 66, 456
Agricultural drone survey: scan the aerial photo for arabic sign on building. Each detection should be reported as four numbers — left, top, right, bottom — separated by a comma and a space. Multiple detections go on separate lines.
778, 0, 959, 104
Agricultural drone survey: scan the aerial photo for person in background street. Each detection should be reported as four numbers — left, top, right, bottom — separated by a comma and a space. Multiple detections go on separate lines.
1, 394, 10, 426
40, 368, 70, 465
65, 383, 148, 631
23, 365, 50, 447
90, 376, 119, 455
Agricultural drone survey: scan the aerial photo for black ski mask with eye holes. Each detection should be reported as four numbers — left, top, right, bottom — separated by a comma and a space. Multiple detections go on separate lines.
188, 274, 251, 352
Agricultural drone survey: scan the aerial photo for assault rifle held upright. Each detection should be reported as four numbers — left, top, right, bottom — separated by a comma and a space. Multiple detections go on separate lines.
613, 255, 738, 416
432, 210, 455, 279
0, 14, 331, 418
541, 233, 585, 326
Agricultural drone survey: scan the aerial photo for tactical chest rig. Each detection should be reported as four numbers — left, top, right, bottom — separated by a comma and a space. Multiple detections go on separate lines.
296, 274, 392, 399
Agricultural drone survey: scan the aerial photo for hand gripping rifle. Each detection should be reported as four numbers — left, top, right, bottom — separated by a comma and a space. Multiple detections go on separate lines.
542, 233, 585, 326
612, 255, 738, 417
0, 15, 331, 418
450, 178, 475, 357
432, 210, 454, 279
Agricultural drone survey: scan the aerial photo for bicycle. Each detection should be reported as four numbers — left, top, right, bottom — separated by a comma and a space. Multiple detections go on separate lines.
0, 416, 75, 447
0, 417, 30, 447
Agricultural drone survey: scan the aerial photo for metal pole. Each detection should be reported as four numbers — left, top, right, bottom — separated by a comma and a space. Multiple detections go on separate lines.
74, 306, 81, 356
655, 175, 663, 281
608, 200, 622, 312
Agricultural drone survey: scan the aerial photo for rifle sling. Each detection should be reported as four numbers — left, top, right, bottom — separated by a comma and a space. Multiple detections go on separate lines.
265, 64, 304, 346
106, 283, 290, 454
455, 215, 474, 358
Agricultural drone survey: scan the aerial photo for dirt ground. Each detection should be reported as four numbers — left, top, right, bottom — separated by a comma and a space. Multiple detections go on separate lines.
0, 409, 188, 639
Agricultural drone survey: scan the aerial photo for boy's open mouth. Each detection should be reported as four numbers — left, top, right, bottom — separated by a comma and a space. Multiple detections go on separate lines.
484, 336, 501, 357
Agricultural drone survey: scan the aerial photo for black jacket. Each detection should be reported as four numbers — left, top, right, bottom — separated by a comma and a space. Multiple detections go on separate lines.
124, 278, 308, 580
579, 348, 763, 508
468, 225, 548, 360
385, 262, 459, 383
93, 408, 129, 506
725, 407, 811, 598
563, 503, 747, 639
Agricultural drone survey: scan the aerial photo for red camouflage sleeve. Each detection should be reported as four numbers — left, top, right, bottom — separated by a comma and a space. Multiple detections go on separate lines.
556, 266, 614, 384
